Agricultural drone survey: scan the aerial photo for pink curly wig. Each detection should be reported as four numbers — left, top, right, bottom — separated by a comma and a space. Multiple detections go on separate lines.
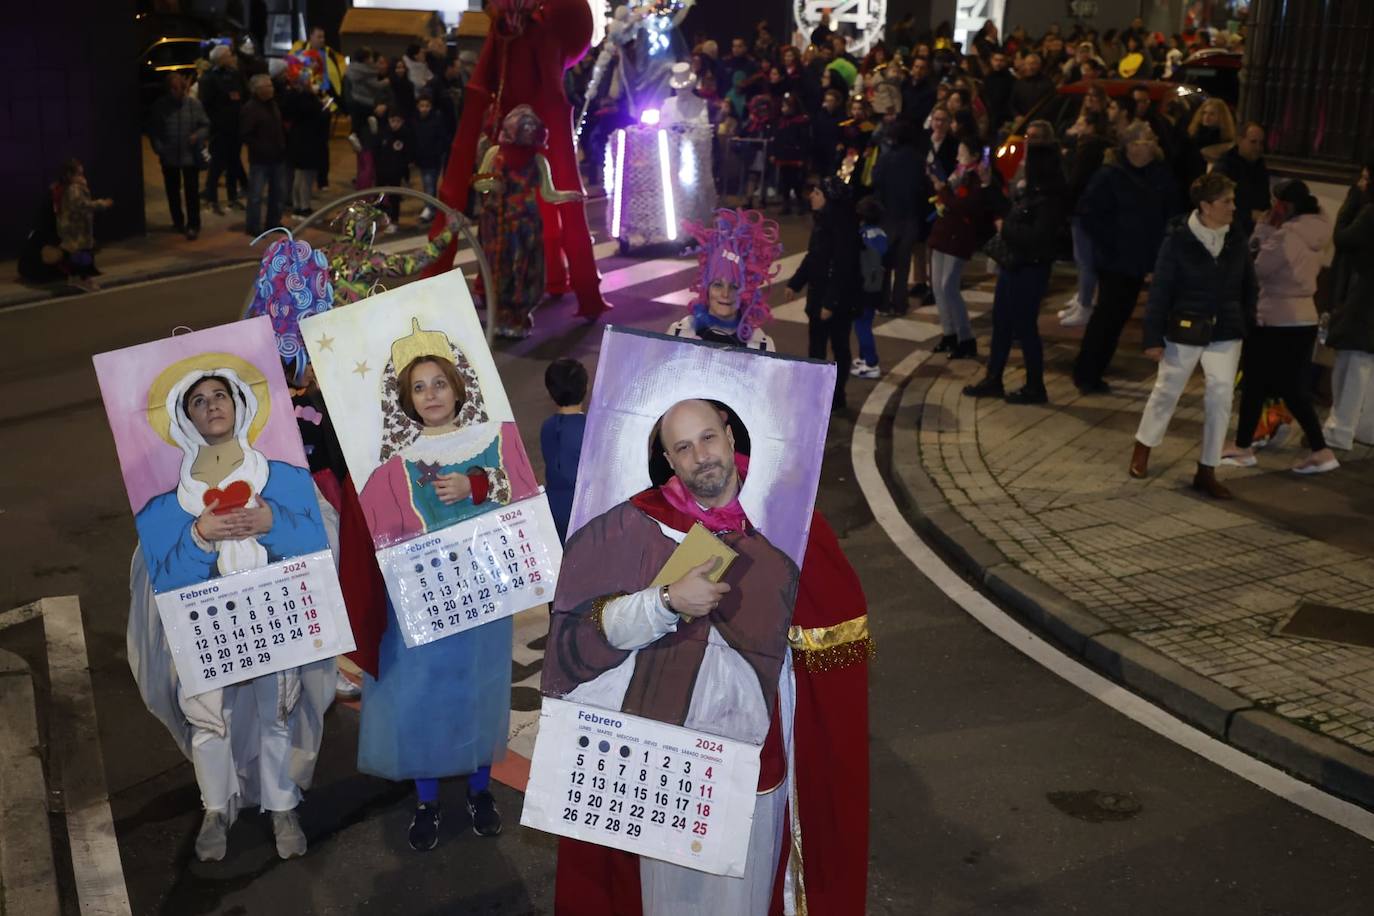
684, 208, 784, 343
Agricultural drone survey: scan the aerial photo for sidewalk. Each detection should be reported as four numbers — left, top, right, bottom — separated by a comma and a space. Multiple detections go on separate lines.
0, 135, 432, 310
890, 268, 1374, 807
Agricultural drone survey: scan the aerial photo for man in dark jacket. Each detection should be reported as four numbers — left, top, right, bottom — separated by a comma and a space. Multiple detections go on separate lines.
199, 44, 248, 212
871, 119, 926, 315
980, 50, 1015, 138
787, 177, 861, 412
1214, 122, 1271, 238
1072, 122, 1181, 394
900, 57, 938, 132
147, 72, 210, 239
809, 88, 845, 179
240, 74, 288, 237
1009, 53, 1055, 124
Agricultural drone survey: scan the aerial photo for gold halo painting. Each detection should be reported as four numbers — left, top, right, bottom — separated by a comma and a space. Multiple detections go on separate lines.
302, 270, 540, 550
94, 317, 330, 593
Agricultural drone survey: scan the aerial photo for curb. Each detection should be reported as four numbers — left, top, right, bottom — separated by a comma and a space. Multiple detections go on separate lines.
0, 256, 257, 311
0, 648, 59, 916
886, 356, 1374, 812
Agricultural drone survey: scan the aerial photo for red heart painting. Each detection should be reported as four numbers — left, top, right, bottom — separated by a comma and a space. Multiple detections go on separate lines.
204, 480, 253, 513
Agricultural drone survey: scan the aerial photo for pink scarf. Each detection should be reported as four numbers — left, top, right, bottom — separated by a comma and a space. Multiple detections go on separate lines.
660, 453, 752, 534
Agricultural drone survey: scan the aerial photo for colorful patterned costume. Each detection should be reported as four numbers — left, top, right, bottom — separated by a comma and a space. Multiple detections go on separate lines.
474, 106, 582, 338
325, 202, 457, 305
244, 235, 334, 385
427, 0, 609, 318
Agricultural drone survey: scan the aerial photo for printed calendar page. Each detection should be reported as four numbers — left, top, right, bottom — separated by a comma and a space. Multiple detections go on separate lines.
153, 549, 354, 698
521, 697, 761, 877
377, 494, 563, 648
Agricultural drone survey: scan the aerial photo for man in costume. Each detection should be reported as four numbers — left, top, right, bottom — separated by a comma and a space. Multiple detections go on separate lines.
548, 398, 871, 914
426, 0, 610, 319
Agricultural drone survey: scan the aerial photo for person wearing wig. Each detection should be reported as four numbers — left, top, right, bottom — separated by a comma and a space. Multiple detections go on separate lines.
127, 366, 338, 863
668, 208, 783, 351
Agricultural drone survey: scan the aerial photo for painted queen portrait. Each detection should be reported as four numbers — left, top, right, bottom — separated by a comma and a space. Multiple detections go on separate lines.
135, 355, 328, 593
358, 318, 538, 547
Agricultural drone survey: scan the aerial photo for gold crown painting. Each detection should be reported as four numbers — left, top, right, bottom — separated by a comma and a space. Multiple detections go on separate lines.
391, 318, 455, 372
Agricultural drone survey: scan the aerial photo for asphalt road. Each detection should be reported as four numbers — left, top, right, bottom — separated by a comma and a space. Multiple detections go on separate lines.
2, 226, 1372, 915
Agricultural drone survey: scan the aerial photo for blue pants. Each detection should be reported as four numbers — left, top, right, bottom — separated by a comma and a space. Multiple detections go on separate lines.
415, 766, 491, 803
853, 294, 880, 366
987, 262, 1053, 390
1071, 217, 1096, 309
930, 250, 973, 341
246, 162, 287, 236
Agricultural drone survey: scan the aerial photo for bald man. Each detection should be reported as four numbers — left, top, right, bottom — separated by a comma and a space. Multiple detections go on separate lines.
544, 398, 797, 743
547, 397, 872, 914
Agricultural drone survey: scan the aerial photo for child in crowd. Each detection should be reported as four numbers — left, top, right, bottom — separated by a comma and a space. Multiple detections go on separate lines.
375, 110, 412, 229
53, 158, 112, 291
853, 195, 887, 378
540, 358, 589, 543
412, 93, 450, 221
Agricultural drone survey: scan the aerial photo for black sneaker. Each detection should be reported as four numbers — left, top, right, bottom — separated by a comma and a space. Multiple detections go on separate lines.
1005, 385, 1048, 405
467, 790, 502, 837
963, 377, 1005, 398
408, 802, 441, 851
931, 334, 957, 354
949, 338, 978, 360
1075, 378, 1111, 396
908, 283, 930, 300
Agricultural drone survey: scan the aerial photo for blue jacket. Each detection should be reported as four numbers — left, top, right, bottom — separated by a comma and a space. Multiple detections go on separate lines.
1078, 157, 1179, 278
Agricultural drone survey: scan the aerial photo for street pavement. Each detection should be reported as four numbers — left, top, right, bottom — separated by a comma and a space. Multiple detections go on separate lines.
3, 206, 1374, 914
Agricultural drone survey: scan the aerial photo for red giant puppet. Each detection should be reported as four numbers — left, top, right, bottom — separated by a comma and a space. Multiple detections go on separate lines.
426, 0, 610, 318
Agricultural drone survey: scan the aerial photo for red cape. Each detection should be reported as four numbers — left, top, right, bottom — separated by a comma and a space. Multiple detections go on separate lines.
552, 509, 871, 914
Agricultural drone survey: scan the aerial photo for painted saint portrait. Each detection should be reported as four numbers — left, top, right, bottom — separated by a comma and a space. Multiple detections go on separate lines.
95, 319, 329, 594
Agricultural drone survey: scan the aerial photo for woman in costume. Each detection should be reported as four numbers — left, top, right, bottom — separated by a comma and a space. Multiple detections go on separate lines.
473, 105, 583, 339
667, 208, 782, 351
356, 319, 536, 849
128, 363, 337, 863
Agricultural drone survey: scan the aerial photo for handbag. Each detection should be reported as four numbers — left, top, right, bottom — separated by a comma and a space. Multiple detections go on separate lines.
1166, 310, 1215, 346
983, 233, 1023, 269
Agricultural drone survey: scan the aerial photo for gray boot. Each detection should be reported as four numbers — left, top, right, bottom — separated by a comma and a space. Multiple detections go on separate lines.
271, 808, 307, 859
195, 809, 230, 862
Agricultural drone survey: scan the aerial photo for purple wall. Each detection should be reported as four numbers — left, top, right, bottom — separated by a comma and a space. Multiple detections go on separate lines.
1, 0, 146, 256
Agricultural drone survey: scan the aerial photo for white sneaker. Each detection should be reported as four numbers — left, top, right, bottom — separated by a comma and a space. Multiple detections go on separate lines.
1059, 305, 1093, 328
1057, 294, 1080, 318
335, 670, 361, 700
1219, 452, 1257, 468
851, 362, 881, 379
195, 809, 231, 862
1292, 456, 1339, 475
271, 809, 307, 859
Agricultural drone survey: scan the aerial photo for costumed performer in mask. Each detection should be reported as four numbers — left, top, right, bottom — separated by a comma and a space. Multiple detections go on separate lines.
128, 364, 338, 862
667, 208, 783, 351
473, 104, 584, 339
356, 318, 538, 850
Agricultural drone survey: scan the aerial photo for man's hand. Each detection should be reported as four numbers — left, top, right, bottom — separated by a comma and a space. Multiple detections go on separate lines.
667, 558, 730, 619
434, 472, 473, 505
783, 285, 799, 301
821, 307, 834, 320
1144, 346, 1164, 363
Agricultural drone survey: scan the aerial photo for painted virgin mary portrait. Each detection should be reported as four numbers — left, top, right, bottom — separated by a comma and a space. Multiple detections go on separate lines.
135, 357, 328, 593
358, 318, 538, 548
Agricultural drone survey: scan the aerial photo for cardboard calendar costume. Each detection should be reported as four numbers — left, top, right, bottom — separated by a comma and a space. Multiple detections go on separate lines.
97, 318, 349, 855
301, 271, 547, 786
544, 331, 872, 914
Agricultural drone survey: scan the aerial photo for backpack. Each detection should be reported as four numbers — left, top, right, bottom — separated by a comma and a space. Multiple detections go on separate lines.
859, 226, 886, 293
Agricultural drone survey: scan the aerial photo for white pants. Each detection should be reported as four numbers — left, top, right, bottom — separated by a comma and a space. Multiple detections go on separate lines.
640, 782, 788, 915
1136, 338, 1243, 467
190, 675, 298, 813
1324, 350, 1374, 450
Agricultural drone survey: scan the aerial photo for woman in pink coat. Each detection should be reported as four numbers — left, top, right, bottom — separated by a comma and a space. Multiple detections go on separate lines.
1221, 179, 1338, 474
